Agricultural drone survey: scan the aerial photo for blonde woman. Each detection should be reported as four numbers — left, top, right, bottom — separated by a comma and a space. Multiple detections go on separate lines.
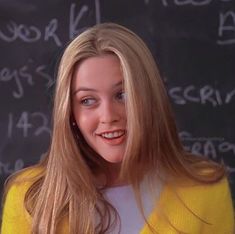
1, 23, 234, 234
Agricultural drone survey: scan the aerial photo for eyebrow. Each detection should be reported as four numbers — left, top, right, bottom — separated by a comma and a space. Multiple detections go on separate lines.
72, 80, 123, 95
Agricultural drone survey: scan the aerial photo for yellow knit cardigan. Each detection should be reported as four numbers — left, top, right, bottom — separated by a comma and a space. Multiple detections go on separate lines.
1, 169, 234, 234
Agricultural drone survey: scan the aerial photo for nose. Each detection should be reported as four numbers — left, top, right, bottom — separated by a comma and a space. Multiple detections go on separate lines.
99, 100, 120, 124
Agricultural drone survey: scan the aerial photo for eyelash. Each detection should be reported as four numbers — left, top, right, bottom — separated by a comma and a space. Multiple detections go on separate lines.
116, 91, 126, 102
79, 91, 126, 107
80, 98, 96, 106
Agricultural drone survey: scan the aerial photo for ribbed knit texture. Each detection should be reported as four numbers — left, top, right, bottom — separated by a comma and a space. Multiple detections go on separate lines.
1, 169, 234, 234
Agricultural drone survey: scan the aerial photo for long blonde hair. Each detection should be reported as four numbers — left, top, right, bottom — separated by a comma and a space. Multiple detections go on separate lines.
4, 23, 225, 233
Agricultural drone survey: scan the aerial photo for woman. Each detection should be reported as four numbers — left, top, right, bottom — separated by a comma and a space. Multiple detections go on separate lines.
1, 23, 234, 234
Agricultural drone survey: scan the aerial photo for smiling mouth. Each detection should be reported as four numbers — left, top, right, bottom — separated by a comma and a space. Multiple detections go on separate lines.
100, 130, 126, 139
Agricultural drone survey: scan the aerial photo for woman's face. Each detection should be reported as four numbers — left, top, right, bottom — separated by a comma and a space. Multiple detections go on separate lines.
72, 54, 127, 163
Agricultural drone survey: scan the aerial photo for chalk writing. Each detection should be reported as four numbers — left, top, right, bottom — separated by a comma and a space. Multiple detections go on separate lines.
32, 112, 51, 136
0, 63, 52, 99
0, 2, 101, 45
36, 65, 53, 87
160, 1, 235, 46
0, 66, 33, 99
224, 160, 235, 174
161, 0, 168, 5
180, 131, 235, 160
161, 0, 232, 6
0, 159, 24, 175
69, 4, 89, 40
95, 0, 101, 25
0, 21, 40, 42
168, 85, 235, 106
174, 0, 212, 6
0, 0, 234, 196
0, 19, 62, 46
44, 19, 62, 46
7, 112, 51, 138
69, 0, 101, 39
217, 11, 235, 45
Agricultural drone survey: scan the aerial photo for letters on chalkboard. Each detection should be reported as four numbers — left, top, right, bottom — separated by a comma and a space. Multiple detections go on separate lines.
0, 0, 234, 200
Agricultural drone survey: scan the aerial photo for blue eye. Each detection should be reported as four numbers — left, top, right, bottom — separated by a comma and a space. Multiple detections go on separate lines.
116, 91, 126, 102
80, 98, 96, 106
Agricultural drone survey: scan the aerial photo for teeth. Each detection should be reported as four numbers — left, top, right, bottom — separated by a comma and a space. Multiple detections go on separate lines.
101, 131, 124, 139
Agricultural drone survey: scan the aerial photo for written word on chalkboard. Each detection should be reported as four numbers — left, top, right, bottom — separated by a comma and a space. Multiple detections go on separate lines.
0, 0, 234, 201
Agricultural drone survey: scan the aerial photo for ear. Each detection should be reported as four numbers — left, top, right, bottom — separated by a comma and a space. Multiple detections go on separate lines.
70, 114, 84, 141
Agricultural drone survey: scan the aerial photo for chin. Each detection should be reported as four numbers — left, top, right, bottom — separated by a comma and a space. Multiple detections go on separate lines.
103, 156, 123, 164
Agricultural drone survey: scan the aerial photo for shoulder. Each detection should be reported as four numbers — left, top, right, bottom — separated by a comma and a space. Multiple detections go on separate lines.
5, 166, 42, 193
143, 177, 234, 233
162, 177, 234, 232
163, 176, 234, 213
2, 166, 42, 217
175, 176, 231, 197
1, 166, 42, 233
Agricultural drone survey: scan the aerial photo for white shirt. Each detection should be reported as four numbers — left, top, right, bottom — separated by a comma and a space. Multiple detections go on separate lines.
102, 178, 162, 234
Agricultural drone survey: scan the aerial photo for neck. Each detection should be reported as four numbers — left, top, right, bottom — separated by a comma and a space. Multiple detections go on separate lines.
96, 162, 128, 188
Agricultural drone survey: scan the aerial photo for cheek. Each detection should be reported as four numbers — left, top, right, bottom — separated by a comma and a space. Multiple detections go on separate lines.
121, 107, 126, 119
118, 106, 127, 121
74, 111, 97, 136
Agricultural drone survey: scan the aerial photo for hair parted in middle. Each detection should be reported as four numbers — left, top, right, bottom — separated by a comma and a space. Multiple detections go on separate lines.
54, 22, 184, 180
21, 23, 224, 233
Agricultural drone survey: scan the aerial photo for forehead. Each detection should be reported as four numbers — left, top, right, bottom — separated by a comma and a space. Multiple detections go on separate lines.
72, 54, 123, 92
75, 54, 121, 76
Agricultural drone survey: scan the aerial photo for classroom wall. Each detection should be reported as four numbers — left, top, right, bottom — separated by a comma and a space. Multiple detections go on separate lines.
0, 0, 235, 200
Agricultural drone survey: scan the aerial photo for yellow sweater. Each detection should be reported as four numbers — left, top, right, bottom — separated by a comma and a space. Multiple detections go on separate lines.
1, 169, 234, 234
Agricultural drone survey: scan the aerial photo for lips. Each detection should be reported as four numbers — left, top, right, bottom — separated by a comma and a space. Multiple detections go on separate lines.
97, 130, 126, 145
100, 130, 125, 139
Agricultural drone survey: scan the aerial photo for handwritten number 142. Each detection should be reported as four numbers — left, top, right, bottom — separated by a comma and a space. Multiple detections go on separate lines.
8, 112, 51, 138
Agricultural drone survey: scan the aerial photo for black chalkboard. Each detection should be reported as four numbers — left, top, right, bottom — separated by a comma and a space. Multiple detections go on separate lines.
1, 0, 235, 203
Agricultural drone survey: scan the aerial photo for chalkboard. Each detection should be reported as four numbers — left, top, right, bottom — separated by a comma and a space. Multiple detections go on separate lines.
0, 0, 235, 203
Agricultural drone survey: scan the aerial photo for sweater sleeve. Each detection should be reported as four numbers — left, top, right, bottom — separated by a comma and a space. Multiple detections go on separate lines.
141, 177, 235, 234
202, 177, 235, 233
1, 182, 32, 234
